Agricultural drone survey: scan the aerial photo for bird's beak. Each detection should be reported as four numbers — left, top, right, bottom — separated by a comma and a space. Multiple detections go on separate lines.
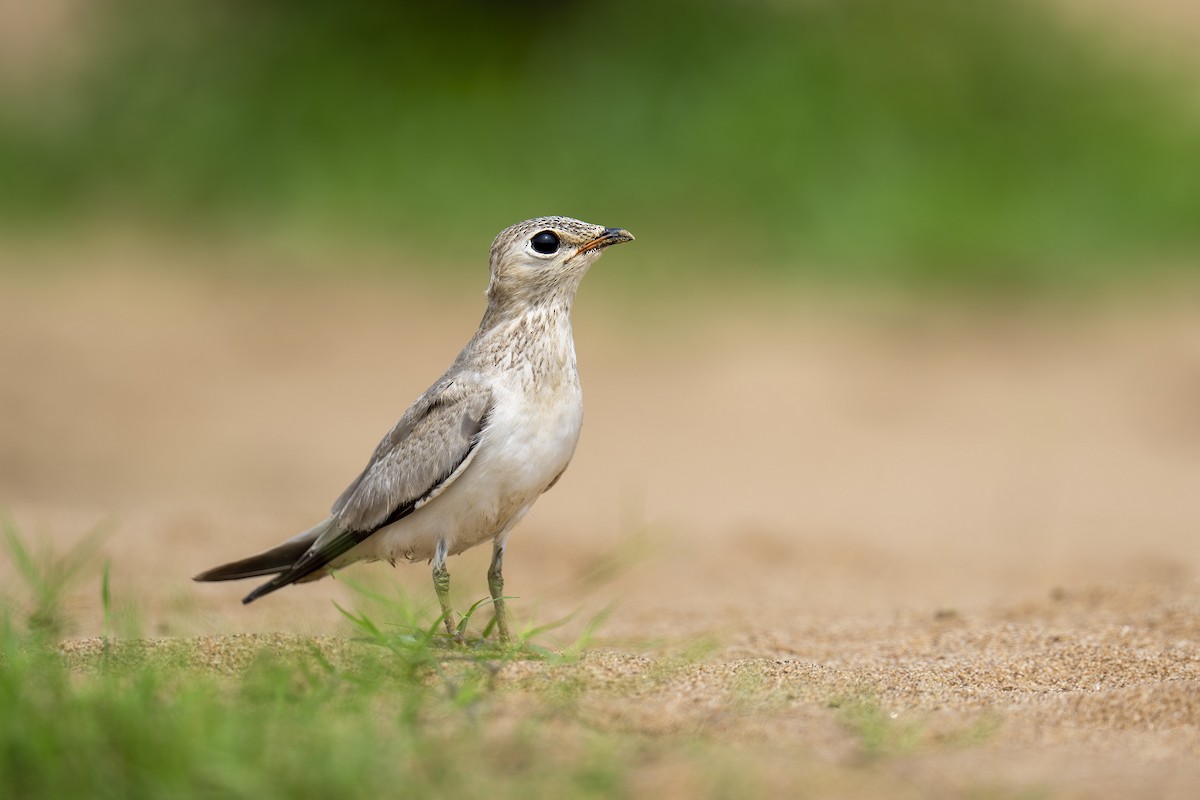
577, 227, 635, 255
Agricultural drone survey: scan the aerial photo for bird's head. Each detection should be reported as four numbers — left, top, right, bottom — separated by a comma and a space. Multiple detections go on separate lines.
486, 216, 634, 306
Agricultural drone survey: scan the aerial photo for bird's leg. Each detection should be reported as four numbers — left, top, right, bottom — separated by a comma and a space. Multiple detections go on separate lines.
432, 538, 459, 640
487, 534, 511, 644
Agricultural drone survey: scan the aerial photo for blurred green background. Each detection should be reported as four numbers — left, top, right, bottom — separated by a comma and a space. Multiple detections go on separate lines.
2, 0, 1199, 290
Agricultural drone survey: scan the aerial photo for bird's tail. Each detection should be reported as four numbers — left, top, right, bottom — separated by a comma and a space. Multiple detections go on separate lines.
192, 518, 340, 603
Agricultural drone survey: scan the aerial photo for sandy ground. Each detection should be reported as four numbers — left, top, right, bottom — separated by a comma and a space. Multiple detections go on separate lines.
3, 247, 1200, 797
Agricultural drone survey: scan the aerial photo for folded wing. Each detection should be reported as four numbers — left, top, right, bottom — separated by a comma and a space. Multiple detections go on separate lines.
240, 378, 492, 603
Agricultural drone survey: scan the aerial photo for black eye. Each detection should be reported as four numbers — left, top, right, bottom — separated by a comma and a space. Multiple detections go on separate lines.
530, 230, 560, 255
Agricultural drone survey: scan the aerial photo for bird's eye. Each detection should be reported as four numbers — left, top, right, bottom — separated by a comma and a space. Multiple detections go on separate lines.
530, 231, 560, 255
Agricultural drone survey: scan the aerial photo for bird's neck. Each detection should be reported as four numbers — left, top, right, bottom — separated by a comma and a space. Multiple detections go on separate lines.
480, 281, 579, 331
470, 290, 579, 380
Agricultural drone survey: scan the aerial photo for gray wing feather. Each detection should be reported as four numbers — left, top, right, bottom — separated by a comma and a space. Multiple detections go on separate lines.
330, 377, 492, 534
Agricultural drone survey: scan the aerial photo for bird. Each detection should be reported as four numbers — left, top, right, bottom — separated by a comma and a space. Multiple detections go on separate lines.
194, 216, 634, 642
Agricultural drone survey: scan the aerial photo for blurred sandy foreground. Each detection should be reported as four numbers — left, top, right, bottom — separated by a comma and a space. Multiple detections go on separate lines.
3, 246, 1200, 797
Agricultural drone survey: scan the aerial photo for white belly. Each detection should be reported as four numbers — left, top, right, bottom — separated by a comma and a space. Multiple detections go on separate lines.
360, 375, 584, 564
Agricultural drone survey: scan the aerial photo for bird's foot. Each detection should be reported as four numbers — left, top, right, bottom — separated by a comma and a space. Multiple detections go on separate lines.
491, 605, 511, 644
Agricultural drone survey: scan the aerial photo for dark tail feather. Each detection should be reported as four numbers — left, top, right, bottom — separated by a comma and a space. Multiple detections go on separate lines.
238, 568, 302, 606
193, 518, 338, 597
192, 537, 314, 583
240, 528, 366, 605
240, 571, 302, 605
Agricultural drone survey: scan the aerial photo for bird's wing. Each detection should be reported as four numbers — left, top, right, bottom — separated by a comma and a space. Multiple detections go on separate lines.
239, 378, 492, 604
331, 376, 493, 535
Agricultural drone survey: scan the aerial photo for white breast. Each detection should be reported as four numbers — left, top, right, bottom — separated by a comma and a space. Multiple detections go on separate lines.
362, 311, 584, 564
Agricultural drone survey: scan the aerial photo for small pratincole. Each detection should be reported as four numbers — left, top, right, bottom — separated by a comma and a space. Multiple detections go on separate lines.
194, 216, 634, 641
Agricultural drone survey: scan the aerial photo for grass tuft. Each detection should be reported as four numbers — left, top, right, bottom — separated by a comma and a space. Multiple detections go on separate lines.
1, 517, 110, 636
0, 525, 631, 799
